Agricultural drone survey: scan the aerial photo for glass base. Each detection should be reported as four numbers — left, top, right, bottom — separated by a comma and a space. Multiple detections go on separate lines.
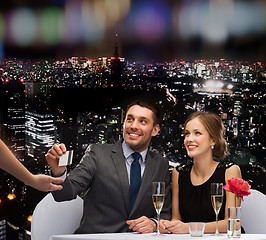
211, 232, 223, 236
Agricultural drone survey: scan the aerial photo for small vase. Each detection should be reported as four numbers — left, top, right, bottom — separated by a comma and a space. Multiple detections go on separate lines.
227, 207, 241, 238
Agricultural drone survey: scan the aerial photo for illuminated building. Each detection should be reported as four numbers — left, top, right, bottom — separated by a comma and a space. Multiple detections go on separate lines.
0, 79, 25, 160
25, 82, 53, 111
25, 111, 56, 164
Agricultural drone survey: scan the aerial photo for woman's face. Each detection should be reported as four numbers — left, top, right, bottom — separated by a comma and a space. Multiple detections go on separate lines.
184, 117, 215, 159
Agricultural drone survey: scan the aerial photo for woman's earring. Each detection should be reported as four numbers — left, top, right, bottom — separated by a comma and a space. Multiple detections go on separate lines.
211, 145, 214, 149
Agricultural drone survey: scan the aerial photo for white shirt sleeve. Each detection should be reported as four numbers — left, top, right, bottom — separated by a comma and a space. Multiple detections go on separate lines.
50, 170, 67, 180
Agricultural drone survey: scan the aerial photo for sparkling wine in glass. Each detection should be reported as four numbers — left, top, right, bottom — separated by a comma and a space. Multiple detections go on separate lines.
211, 183, 224, 236
152, 182, 165, 235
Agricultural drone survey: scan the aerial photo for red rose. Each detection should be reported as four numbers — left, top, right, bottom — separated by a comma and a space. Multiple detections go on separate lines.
223, 177, 251, 201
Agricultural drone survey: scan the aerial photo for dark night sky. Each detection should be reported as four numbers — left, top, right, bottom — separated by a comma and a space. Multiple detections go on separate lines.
1, 0, 266, 64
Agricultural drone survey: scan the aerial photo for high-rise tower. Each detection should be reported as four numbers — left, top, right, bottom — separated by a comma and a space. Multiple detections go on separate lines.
1, 79, 25, 160
25, 111, 56, 165
110, 34, 125, 88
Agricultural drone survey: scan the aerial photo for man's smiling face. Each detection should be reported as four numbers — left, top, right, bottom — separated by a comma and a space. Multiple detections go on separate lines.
123, 105, 159, 153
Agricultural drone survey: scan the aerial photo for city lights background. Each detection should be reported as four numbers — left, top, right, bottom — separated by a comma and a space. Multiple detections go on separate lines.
0, 0, 266, 239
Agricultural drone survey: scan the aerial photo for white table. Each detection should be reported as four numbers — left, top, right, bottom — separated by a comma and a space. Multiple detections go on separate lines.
49, 232, 266, 240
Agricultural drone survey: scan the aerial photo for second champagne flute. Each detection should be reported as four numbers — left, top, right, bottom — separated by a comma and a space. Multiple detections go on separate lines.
152, 182, 165, 235
211, 182, 224, 236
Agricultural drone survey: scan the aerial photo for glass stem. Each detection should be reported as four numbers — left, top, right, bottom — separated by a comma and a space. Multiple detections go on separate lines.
157, 213, 160, 235
215, 212, 219, 235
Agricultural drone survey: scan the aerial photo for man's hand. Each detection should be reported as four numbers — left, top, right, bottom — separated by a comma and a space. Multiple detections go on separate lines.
45, 143, 67, 177
126, 216, 156, 234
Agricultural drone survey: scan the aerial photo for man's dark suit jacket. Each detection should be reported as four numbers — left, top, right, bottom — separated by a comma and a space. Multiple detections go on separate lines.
52, 139, 171, 234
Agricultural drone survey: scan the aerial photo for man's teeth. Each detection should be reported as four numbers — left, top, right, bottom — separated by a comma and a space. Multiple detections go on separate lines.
130, 133, 139, 136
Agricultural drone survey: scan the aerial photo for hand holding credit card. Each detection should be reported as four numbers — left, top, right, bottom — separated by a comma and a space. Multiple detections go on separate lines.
58, 150, 73, 166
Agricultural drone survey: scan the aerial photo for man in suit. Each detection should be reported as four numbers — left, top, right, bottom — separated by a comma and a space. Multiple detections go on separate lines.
46, 99, 171, 234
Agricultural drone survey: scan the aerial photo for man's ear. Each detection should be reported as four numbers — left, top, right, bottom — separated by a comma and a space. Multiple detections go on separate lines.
151, 124, 160, 137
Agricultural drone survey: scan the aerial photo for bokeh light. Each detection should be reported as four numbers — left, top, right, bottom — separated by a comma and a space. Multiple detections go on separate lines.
0, 13, 3, 61
63, 0, 83, 45
9, 8, 37, 46
94, 0, 120, 30
229, 2, 266, 36
227, 84, 234, 90
102, 0, 131, 29
201, 0, 232, 43
27, 215, 32, 222
81, 1, 106, 44
176, 2, 202, 39
0, 0, 265, 60
128, 1, 170, 43
176, 0, 266, 44
7, 193, 16, 200
0, 13, 4, 42
39, 7, 64, 46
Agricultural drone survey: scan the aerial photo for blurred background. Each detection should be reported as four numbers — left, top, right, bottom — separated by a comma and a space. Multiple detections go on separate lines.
0, 0, 266, 239
1, 0, 266, 63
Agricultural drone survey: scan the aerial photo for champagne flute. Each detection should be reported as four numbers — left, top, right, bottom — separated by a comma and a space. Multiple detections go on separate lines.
211, 183, 224, 236
152, 182, 165, 235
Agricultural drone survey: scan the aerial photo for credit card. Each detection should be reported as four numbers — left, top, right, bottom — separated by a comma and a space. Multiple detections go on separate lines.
58, 150, 73, 166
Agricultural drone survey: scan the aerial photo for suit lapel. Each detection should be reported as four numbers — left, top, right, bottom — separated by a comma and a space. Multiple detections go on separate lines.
130, 150, 156, 215
111, 140, 130, 214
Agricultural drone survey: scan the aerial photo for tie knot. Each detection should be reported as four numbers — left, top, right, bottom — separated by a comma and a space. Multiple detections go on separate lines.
132, 152, 141, 161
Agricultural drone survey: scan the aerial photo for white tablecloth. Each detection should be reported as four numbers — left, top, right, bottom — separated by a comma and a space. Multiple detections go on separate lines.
49, 232, 266, 240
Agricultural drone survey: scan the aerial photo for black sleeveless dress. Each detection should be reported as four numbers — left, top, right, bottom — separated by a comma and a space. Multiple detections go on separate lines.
177, 161, 235, 223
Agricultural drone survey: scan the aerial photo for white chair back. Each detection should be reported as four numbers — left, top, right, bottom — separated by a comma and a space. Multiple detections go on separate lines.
241, 189, 266, 234
31, 193, 83, 240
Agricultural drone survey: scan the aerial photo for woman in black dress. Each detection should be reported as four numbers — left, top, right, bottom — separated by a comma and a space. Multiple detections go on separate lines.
160, 112, 241, 234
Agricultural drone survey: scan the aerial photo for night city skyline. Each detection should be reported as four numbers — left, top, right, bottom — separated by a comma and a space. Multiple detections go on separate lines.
0, 0, 266, 239
0, 55, 265, 239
